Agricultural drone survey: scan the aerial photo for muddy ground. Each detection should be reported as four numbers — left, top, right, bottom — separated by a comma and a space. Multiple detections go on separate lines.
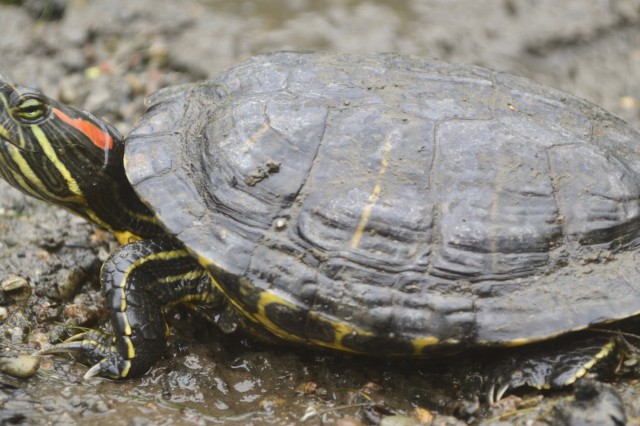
1, 0, 640, 425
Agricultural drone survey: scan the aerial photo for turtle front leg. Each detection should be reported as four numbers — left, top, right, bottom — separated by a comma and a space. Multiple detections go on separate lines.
43, 238, 221, 379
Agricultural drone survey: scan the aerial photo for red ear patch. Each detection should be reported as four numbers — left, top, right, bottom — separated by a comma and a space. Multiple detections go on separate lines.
53, 108, 114, 150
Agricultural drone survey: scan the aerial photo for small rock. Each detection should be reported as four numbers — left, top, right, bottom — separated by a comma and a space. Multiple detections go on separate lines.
148, 41, 169, 67
57, 267, 86, 300
35, 302, 63, 324
29, 332, 50, 350
414, 407, 434, 425
258, 396, 286, 413
303, 381, 318, 394
23, 0, 67, 20
619, 95, 638, 111
60, 50, 87, 73
361, 381, 383, 395
380, 415, 420, 426
554, 380, 626, 426
0, 307, 8, 321
336, 417, 362, 426
83, 80, 112, 111
58, 76, 82, 103
10, 326, 24, 344
274, 218, 287, 230
0, 355, 40, 379
1, 274, 31, 300
54, 412, 76, 426
244, 158, 281, 186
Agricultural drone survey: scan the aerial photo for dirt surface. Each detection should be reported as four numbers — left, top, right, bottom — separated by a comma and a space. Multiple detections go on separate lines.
1, 0, 640, 425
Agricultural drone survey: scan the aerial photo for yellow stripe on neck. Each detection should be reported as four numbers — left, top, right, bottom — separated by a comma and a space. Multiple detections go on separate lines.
4, 146, 49, 200
31, 125, 83, 197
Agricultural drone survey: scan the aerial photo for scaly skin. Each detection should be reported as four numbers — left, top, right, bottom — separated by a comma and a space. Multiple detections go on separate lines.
0, 77, 222, 378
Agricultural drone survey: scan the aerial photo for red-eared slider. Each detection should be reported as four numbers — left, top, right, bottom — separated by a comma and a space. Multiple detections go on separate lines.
1, 52, 640, 394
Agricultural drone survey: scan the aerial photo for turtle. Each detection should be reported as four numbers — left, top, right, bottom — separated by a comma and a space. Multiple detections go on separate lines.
1, 52, 640, 398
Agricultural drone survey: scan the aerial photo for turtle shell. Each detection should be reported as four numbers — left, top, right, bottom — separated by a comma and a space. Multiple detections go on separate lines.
124, 52, 640, 355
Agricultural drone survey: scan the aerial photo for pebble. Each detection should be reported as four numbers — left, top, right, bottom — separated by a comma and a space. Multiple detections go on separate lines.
23, 0, 67, 20
379, 415, 420, 426
335, 418, 361, 426
83, 81, 112, 111
60, 49, 87, 73
29, 332, 50, 350
620, 95, 638, 111
1, 275, 31, 300
1, 274, 28, 292
258, 396, 286, 413
10, 326, 24, 344
554, 380, 626, 426
58, 75, 82, 103
414, 407, 434, 424
57, 267, 86, 300
0, 307, 7, 321
0, 355, 40, 379
63, 303, 98, 326
275, 218, 287, 230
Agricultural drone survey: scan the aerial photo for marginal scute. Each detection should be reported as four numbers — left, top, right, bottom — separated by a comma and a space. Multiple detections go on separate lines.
548, 144, 640, 246
126, 52, 640, 351
305, 313, 337, 344
263, 302, 308, 339
341, 331, 415, 355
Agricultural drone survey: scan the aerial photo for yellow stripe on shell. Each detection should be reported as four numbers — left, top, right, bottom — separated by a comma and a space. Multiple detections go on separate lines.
240, 123, 271, 153
195, 253, 439, 354
252, 291, 310, 345
255, 291, 441, 354
195, 254, 261, 326
253, 290, 372, 353
351, 132, 394, 249
410, 336, 441, 354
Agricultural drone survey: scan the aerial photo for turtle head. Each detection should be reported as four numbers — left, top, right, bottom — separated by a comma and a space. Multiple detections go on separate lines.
0, 76, 163, 241
0, 76, 120, 155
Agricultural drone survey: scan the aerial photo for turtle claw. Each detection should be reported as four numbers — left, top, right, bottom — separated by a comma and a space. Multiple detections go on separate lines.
492, 382, 511, 404
84, 362, 103, 380
41, 330, 114, 359
40, 330, 132, 379
82, 356, 132, 380
487, 383, 496, 405
486, 381, 510, 405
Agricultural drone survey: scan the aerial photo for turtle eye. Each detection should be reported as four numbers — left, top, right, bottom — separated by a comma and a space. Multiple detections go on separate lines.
14, 96, 50, 123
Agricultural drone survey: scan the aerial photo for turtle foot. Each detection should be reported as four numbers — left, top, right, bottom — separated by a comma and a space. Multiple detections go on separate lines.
41, 330, 133, 379
483, 333, 618, 404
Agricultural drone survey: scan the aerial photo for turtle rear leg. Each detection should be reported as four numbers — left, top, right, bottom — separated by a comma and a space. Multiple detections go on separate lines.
481, 333, 619, 403
43, 238, 222, 379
